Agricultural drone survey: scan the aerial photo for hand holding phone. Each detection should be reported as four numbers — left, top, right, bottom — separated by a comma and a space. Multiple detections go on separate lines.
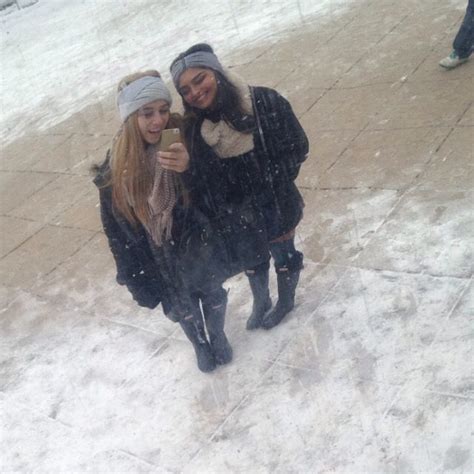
159, 128, 181, 151
158, 129, 189, 172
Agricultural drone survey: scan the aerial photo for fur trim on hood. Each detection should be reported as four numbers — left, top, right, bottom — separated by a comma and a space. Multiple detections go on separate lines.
200, 70, 255, 159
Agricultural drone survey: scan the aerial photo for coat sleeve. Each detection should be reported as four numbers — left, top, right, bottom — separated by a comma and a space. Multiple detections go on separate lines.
98, 186, 162, 310
257, 88, 309, 182
181, 123, 217, 214
181, 124, 204, 194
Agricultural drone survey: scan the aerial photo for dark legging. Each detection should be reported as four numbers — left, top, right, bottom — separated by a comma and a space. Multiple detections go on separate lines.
246, 237, 303, 274
269, 237, 299, 269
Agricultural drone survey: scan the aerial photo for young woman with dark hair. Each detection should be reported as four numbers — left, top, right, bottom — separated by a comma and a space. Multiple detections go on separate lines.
93, 70, 232, 372
170, 44, 309, 330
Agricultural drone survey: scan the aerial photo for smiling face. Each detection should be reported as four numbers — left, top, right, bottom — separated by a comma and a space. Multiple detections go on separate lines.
136, 99, 170, 145
178, 67, 218, 110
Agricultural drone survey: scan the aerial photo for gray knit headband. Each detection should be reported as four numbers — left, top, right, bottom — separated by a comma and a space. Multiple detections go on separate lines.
117, 75, 172, 122
170, 51, 225, 89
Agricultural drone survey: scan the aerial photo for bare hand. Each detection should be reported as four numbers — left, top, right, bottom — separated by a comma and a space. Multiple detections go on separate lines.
157, 143, 189, 173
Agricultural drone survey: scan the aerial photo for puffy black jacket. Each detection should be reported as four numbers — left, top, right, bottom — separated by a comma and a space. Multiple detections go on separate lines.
184, 86, 309, 241
93, 156, 219, 320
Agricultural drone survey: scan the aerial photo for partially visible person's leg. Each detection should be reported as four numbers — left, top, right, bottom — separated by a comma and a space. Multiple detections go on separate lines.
453, 0, 474, 58
440, 0, 474, 68
201, 287, 233, 365
261, 238, 303, 330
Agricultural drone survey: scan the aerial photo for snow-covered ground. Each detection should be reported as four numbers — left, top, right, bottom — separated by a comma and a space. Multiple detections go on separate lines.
1, 0, 472, 471
1, 0, 357, 144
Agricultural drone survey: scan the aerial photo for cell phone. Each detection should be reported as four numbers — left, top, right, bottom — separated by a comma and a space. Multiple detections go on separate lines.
160, 128, 181, 151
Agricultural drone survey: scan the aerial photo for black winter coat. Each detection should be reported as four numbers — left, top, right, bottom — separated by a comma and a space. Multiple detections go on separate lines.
93, 156, 223, 320
184, 86, 309, 242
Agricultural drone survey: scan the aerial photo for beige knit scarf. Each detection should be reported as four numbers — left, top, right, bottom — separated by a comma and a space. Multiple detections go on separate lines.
200, 72, 255, 159
146, 144, 177, 246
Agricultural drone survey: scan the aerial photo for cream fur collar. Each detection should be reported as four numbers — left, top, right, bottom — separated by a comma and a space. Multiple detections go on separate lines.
200, 71, 255, 159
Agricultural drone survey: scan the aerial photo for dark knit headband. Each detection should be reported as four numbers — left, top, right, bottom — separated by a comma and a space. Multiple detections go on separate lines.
170, 51, 225, 88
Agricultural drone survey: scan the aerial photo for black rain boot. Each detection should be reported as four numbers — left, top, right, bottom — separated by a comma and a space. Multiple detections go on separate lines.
245, 261, 272, 330
179, 312, 216, 373
202, 289, 233, 365
262, 252, 303, 330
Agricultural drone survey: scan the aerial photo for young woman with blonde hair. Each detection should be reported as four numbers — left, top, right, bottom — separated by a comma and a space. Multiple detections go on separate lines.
93, 70, 232, 373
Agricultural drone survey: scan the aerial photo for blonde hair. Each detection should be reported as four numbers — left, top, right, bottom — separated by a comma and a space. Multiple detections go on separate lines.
109, 70, 182, 227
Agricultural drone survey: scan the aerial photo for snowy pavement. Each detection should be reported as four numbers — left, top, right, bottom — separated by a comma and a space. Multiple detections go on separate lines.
1, 0, 473, 472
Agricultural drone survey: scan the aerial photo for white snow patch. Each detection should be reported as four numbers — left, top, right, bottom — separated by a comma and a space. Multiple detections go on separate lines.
1, 0, 356, 144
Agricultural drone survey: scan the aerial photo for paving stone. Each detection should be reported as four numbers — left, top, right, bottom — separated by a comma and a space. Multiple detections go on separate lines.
1, 291, 84, 351
2, 309, 167, 415
356, 189, 473, 277
31, 133, 112, 173
76, 450, 157, 473
32, 233, 176, 338
8, 174, 92, 224
258, 25, 341, 65
278, 268, 468, 386
458, 102, 473, 126
159, 262, 346, 434
0, 400, 96, 472
347, 0, 417, 24
49, 100, 116, 136
337, 381, 473, 473
370, 79, 472, 129
335, 31, 431, 89
206, 260, 346, 350
278, 43, 368, 91
278, 85, 325, 119
67, 141, 111, 176
416, 281, 473, 397
415, 127, 474, 191
0, 170, 57, 214
367, 0, 461, 22
0, 215, 43, 259
231, 58, 296, 89
328, 16, 401, 54
0, 134, 70, 172
186, 268, 470, 473
52, 191, 102, 232
302, 83, 393, 131
195, 377, 474, 473
0, 224, 95, 289
224, 41, 274, 68
298, 187, 400, 265
0, 284, 23, 310
296, 129, 360, 189
318, 127, 449, 189
187, 364, 401, 473
18, 334, 229, 471
389, 4, 460, 45
409, 42, 474, 83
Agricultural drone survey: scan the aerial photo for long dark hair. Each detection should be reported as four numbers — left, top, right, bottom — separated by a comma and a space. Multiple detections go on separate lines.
171, 43, 254, 133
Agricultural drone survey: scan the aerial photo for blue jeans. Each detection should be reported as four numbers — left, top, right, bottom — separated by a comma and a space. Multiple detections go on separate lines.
453, 0, 474, 58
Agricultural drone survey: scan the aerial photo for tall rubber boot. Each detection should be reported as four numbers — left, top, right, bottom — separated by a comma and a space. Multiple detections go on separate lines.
179, 309, 216, 373
245, 261, 272, 330
202, 289, 233, 365
261, 252, 303, 330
